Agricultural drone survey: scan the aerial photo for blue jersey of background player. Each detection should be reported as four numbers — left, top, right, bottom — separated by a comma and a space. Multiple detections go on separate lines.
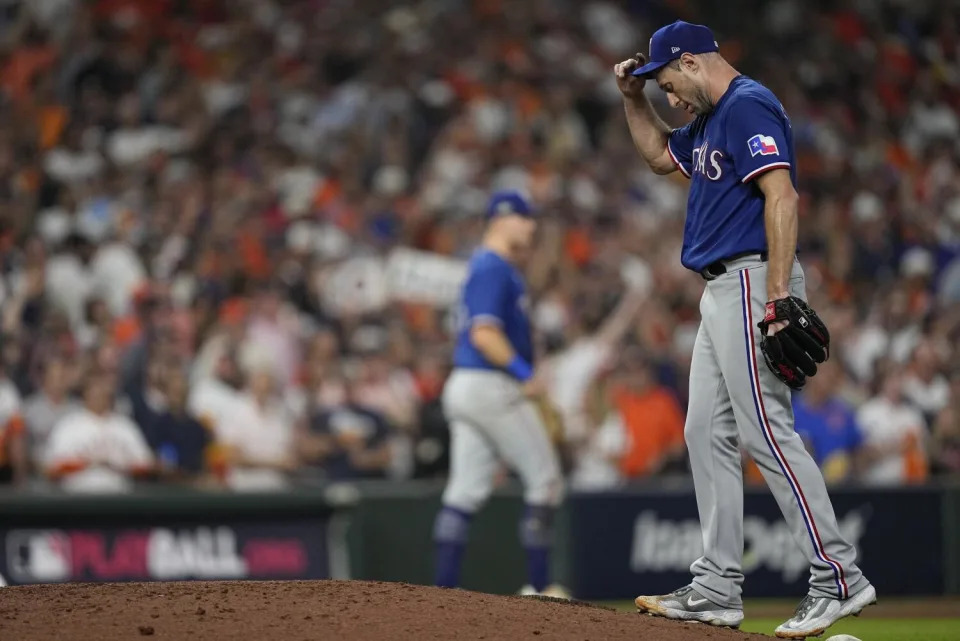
434, 190, 563, 596
452, 241, 534, 374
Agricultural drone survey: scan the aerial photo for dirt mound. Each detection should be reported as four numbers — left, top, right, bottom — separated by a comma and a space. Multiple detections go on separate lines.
0, 580, 770, 640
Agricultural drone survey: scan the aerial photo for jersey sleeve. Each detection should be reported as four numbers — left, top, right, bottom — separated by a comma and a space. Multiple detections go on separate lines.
463, 262, 512, 327
44, 414, 88, 475
119, 418, 155, 472
666, 122, 694, 178
726, 95, 792, 183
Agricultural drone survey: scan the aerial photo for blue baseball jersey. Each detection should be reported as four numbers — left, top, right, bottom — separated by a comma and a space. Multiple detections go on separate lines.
792, 395, 863, 466
667, 75, 797, 272
453, 248, 533, 370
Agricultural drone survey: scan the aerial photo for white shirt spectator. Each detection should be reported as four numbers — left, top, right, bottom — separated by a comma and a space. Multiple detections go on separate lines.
274, 165, 320, 218
203, 81, 249, 118
44, 146, 104, 184
856, 397, 925, 486
544, 288, 643, 442
353, 367, 418, 430
244, 309, 301, 386
90, 241, 147, 316
570, 412, 626, 491
0, 377, 21, 418
843, 323, 922, 381
187, 376, 244, 434
107, 125, 189, 167
546, 338, 613, 442
45, 252, 94, 329
903, 373, 950, 419
45, 408, 154, 493
0, 379, 24, 460
23, 392, 79, 467
35, 206, 74, 247
218, 392, 295, 491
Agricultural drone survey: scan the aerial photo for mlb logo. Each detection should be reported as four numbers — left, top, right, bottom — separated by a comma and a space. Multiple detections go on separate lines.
5, 530, 71, 583
748, 134, 779, 157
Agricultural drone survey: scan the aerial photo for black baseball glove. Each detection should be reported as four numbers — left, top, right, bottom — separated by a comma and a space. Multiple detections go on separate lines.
756, 296, 830, 390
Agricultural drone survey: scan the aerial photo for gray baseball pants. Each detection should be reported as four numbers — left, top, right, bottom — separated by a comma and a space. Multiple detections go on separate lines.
686, 255, 868, 608
441, 369, 563, 511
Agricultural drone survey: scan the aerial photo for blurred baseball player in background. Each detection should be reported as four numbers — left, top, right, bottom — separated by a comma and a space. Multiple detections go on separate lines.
614, 21, 875, 638
433, 190, 564, 596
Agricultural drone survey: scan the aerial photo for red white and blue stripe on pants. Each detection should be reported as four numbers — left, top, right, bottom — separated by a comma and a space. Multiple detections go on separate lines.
739, 269, 848, 599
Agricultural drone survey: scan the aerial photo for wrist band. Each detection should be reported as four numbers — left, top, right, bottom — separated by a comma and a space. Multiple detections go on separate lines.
505, 356, 533, 382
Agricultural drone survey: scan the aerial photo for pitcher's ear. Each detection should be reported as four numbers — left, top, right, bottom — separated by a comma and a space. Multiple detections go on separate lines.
679, 52, 699, 72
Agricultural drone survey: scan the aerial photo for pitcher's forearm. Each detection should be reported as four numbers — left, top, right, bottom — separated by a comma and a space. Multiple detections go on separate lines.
756, 169, 799, 300
763, 191, 798, 300
623, 96, 676, 174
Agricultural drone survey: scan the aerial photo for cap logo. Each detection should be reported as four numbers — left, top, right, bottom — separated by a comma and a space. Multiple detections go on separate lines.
671, 46, 680, 54
497, 201, 514, 215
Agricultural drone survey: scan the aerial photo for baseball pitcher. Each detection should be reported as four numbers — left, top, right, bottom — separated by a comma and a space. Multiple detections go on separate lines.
614, 21, 875, 638
433, 190, 563, 594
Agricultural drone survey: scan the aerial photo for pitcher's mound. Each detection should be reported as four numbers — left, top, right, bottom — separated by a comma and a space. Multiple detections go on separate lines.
0, 580, 771, 640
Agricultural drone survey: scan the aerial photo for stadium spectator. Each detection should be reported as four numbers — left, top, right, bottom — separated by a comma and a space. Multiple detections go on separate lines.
188, 302, 247, 435
44, 371, 154, 493
569, 375, 628, 491
606, 347, 685, 483
545, 286, 645, 468
242, 282, 302, 388
123, 349, 172, 438
349, 328, 419, 433
43, 234, 96, 333
792, 361, 864, 484
217, 359, 298, 491
22, 356, 79, 472
288, 327, 348, 422
856, 372, 929, 486
0, 366, 26, 484
902, 340, 951, 426
409, 347, 451, 479
0, 0, 957, 493
300, 370, 393, 481
931, 373, 960, 479
140, 366, 214, 481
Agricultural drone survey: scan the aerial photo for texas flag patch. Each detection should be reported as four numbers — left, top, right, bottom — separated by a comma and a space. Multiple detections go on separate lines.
748, 134, 779, 157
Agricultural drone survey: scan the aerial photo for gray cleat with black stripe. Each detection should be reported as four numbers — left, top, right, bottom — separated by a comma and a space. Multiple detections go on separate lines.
775, 583, 877, 638
634, 585, 744, 628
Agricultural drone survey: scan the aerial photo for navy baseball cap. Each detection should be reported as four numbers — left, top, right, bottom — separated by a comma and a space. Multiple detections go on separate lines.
631, 20, 719, 78
485, 190, 534, 220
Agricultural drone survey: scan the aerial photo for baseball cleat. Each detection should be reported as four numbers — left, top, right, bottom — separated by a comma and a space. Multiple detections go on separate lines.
634, 585, 744, 628
775, 584, 877, 638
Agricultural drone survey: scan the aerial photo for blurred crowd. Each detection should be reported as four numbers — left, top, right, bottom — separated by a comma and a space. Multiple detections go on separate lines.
0, 0, 958, 493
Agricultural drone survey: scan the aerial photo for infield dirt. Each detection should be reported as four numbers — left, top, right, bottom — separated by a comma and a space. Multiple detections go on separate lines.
0, 579, 773, 640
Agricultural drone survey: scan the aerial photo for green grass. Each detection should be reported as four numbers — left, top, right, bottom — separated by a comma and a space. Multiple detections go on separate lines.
602, 601, 960, 640
740, 618, 960, 640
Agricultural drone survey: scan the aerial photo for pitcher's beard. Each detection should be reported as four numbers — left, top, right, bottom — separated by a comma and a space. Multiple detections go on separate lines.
693, 87, 714, 115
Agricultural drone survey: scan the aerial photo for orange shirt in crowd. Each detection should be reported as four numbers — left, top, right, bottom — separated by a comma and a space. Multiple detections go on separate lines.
0, 415, 24, 468
2, 46, 57, 102
615, 386, 685, 478
0, 381, 24, 468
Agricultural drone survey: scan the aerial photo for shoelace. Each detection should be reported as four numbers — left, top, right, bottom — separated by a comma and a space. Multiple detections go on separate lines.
793, 595, 818, 620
